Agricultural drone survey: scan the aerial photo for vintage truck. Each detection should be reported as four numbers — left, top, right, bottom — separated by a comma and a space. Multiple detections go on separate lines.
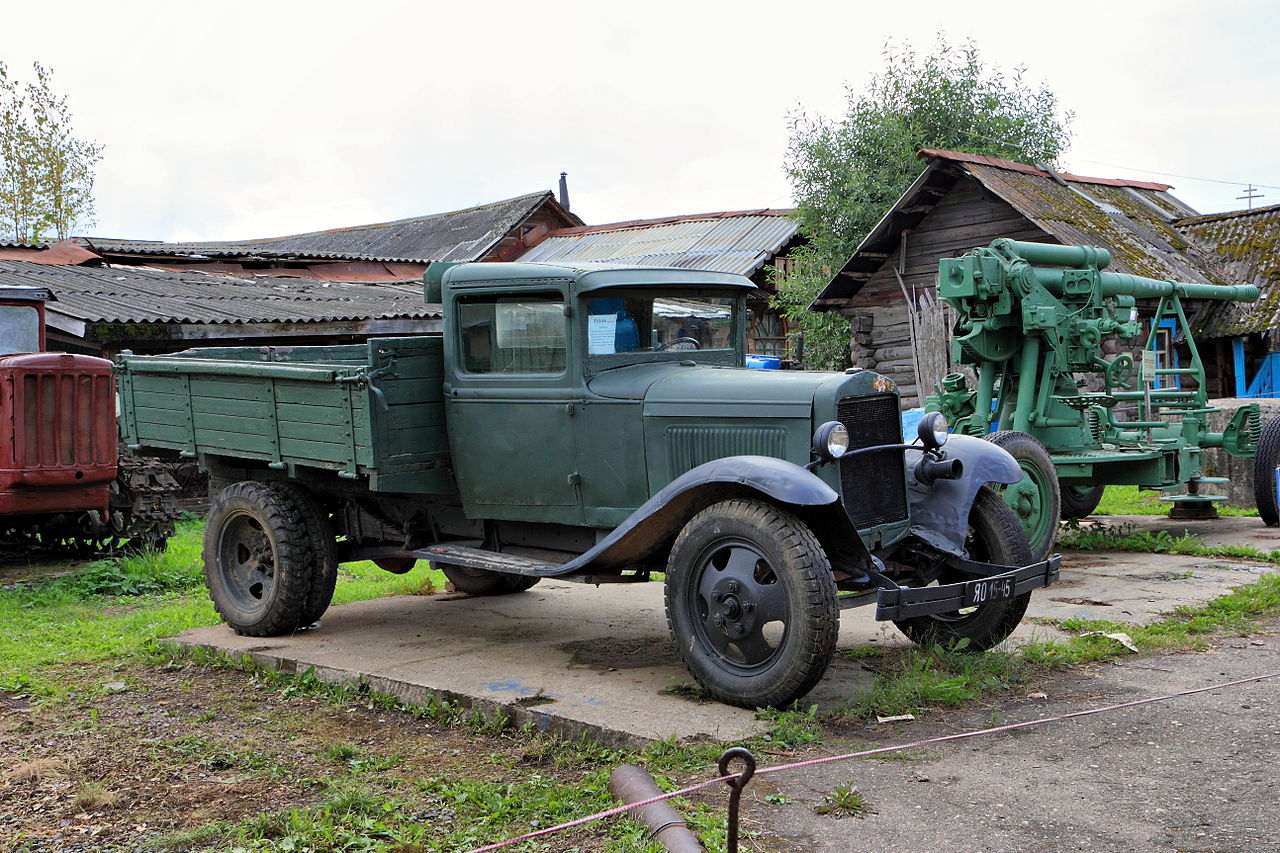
116, 262, 1059, 708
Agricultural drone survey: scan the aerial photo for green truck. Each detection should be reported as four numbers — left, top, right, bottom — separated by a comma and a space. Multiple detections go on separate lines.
117, 262, 1059, 708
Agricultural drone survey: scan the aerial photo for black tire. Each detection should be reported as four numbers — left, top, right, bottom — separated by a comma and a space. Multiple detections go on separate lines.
894, 486, 1034, 651
1255, 416, 1280, 527
1059, 483, 1105, 520
202, 482, 317, 636
986, 431, 1060, 562
664, 498, 838, 709
439, 563, 541, 596
270, 483, 339, 626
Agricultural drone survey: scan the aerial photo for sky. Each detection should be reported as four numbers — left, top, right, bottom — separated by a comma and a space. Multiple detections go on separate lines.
3, 0, 1277, 243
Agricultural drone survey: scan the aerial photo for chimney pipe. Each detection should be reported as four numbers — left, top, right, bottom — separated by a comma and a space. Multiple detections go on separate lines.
558, 172, 570, 211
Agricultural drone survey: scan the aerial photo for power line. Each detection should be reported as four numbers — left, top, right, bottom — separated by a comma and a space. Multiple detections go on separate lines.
1068, 158, 1280, 191
943, 124, 1280, 191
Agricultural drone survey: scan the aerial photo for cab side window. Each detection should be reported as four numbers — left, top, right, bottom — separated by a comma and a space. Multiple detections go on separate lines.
458, 295, 566, 374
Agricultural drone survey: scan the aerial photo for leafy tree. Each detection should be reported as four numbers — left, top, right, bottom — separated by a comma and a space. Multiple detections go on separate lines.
0, 62, 102, 243
775, 37, 1073, 369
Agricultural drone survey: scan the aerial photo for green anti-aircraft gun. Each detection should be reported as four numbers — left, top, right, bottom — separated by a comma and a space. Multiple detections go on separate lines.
927, 238, 1280, 561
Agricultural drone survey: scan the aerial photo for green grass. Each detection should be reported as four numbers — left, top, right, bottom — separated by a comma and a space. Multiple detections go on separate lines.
0, 518, 446, 693
1095, 485, 1259, 517
833, 569, 1280, 720
1059, 520, 1280, 564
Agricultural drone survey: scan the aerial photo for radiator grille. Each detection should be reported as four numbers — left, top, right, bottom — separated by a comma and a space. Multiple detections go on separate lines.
836, 395, 908, 528
13, 370, 115, 469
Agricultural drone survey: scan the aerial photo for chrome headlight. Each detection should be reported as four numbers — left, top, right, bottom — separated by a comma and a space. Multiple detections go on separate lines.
917, 411, 950, 450
812, 421, 849, 461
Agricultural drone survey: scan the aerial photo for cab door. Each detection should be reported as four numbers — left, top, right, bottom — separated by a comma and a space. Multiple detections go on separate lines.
444, 288, 583, 524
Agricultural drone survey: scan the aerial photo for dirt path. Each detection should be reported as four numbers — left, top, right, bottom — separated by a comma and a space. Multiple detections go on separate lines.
762, 619, 1280, 852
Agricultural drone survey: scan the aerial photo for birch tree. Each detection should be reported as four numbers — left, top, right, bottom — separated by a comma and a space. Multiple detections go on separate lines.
0, 61, 103, 243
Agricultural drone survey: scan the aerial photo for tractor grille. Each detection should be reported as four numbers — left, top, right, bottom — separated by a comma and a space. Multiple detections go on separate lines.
10, 365, 115, 470
836, 395, 908, 529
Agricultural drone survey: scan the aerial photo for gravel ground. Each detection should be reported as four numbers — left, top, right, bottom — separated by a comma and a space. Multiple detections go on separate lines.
763, 620, 1280, 853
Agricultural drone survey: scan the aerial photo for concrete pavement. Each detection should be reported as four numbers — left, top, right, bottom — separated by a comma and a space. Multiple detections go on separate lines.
169, 520, 1277, 746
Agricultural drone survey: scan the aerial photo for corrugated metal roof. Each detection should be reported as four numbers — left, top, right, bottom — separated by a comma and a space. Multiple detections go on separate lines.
80, 191, 576, 263
0, 260, 438, 325
518, 212, 798, 277
1178, 205, 1280, 337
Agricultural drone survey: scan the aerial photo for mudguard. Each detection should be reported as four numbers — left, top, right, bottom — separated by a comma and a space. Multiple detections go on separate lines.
568, 455, 840, 573
905, 433, 1022, 556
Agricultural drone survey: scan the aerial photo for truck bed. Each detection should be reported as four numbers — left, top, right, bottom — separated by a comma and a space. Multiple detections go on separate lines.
117, 337, 452, 494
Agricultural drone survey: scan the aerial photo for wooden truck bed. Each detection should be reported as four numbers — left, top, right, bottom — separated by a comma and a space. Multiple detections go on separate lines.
116, 337, 452, 494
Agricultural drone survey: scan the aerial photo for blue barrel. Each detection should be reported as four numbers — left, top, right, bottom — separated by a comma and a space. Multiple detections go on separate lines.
745, 355, 782, 370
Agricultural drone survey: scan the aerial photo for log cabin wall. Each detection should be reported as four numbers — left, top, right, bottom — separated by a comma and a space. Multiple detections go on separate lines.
844, 176, 1049, 407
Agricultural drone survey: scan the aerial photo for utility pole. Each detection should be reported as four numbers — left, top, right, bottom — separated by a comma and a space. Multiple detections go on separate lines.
1236, 184, 1264, 209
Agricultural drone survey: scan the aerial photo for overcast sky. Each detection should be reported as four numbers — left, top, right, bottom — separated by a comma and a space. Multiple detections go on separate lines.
3, 0, 1277, 243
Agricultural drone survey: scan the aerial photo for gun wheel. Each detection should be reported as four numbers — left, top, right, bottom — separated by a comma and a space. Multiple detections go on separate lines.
664, 498, 838, 709
1060, 483, 1105, 520
985, 431, 1060, 562
1255, 416, 1280, 527
893, 487, 1033, 650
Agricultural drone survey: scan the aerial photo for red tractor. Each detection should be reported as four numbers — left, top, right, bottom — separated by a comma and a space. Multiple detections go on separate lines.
0, 286, 175, 552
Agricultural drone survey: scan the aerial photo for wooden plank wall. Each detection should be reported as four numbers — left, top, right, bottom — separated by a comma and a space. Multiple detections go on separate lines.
845, 178, 1051, 407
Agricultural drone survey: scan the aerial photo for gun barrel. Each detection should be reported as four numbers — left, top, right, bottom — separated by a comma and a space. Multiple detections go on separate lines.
1029, 267, 1259, 303
1001, 240, 1113, 270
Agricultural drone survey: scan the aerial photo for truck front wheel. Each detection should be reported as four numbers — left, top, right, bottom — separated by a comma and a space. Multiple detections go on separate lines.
664, 499, 838, 709
893, 486, 1032, 650
439, 564, 541, 595
203, 482, 318, 636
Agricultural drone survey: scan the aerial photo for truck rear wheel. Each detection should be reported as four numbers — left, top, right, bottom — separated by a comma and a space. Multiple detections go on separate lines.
439, 564, 541, 595
664, 498, 838, 709
270, 483, 339, 626
203, 482, 318, 636
893, 487, 1033, 650
985, 431, 1060, 561
1254, 416, 1280, 527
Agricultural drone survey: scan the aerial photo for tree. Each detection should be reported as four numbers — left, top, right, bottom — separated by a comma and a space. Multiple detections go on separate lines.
0, 62, 102, 243
775, 37, 1073, 369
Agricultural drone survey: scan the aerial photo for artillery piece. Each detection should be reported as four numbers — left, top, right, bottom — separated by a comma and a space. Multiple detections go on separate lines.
928, 238, 1280, 560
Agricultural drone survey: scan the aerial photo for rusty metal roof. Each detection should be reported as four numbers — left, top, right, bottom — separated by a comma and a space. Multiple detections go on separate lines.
517, 210, 798, 277
814, 150, 1222, 309
0, 260, 438, 325
80, 191, 578, 264
1178, 204, 1280, 337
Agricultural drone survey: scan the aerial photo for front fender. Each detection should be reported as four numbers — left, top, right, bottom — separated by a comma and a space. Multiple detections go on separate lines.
906, 434, 1021, 556
557, 456, 841, 575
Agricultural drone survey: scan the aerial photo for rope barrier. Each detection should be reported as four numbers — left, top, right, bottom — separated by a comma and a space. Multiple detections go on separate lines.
463, 670, 1280, 852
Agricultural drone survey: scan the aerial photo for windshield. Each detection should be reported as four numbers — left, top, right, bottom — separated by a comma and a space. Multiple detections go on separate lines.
586, 293, 737, 356
0, 305, 40, 355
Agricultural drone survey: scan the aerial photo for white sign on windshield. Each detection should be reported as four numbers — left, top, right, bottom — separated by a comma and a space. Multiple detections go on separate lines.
588, 314, 617, 354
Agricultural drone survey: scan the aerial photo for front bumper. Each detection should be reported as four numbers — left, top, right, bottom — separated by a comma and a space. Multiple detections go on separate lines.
872, 555, 1061, 621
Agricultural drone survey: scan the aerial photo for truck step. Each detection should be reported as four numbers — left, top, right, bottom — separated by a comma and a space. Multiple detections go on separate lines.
415, 544, 562, 577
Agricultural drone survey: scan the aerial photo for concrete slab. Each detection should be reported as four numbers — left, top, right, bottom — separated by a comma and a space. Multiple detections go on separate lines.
170, 534, 1279, 746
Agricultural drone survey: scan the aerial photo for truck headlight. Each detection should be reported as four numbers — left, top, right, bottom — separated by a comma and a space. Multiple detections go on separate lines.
918, 411, 950, 450
812, 421, 849, 462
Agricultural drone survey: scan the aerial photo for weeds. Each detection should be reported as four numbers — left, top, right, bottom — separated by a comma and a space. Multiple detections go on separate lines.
755, 704, 822, 749
814, 782, 874, 818
1060, 521, 1280, 564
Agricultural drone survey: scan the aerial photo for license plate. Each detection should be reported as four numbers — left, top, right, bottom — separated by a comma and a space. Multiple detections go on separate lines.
963, 576, 1016, 607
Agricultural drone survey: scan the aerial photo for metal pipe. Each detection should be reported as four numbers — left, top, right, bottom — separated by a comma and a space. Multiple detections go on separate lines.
608, 765, 705, 853
1012, 337, 1040, 433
